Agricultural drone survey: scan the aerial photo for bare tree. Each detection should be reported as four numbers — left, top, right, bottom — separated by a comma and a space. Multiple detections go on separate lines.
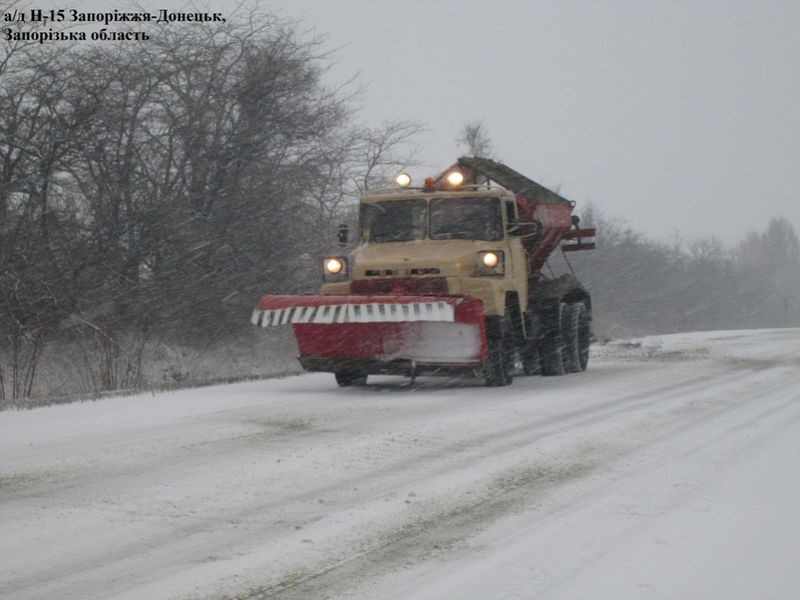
0, 5, 367, 399
456, 119, 494, 158
354, 119, 426, 193
737, 216, 800, 326
140, 10, 357, 331
0, 42, 102, 401
0, 3, 434, 400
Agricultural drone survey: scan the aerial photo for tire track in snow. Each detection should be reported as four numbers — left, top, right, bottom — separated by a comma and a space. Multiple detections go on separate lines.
227, 370, 800, 600
2, 342, 796, 600
0, 362, 736, 503
528, 375, 800, 598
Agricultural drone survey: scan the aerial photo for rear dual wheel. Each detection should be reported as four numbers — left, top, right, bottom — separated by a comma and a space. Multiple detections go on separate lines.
521, 343, 541, 376
539, 301, 590, 376
562, 302, 590, 373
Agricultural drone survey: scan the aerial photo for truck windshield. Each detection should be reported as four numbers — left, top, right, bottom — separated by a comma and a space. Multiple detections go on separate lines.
429, 197, 503, 241
360, 199, 427, 243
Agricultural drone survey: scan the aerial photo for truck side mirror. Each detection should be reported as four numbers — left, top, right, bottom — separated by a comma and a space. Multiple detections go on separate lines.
337, 224, 349, 246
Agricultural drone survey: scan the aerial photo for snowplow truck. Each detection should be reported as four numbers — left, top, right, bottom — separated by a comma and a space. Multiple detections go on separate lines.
252, 157, 596, 387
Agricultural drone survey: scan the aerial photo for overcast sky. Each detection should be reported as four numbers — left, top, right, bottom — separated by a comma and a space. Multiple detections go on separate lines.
273, 0, 800, 245
45, 0, 800, 244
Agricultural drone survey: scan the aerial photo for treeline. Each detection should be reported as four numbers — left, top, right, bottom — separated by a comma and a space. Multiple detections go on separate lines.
0, 5, 420, 401
567, 209, 800, 339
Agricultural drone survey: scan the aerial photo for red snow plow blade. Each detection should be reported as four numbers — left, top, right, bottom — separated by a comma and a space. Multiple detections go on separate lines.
252, 294, 488, 376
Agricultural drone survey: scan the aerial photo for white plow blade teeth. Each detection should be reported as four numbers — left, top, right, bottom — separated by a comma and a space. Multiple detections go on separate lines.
313, 305, 333, 324
418, 303, 429, 320
334, 305, 346, 323
432, 302, 453, 321
255, 301, 457, 326
312, 306, 324, 323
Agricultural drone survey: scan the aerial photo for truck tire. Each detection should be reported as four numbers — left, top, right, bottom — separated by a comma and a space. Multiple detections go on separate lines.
520, 312, 541, 375
539, 302, 565, 376
485, 313, 515, 387
576, 302, 591, 372
561, 303, 581, 373
521, 341, 541, 375
335, 371, 367, 387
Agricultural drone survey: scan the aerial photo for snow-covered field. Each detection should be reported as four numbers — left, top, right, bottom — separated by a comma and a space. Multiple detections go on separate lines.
1, 328, 799, 600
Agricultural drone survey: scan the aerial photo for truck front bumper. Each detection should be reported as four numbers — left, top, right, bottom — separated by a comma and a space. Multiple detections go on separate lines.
252, 293, 489, 373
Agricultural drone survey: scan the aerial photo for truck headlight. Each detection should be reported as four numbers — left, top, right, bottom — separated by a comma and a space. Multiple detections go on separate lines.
323, 257, 348, 280
482, 252, 499, 268
446, 170, 464, 186
477, 251, 504, 276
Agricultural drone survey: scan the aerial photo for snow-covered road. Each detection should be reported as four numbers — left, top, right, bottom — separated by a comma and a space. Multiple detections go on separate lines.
2, 329, 799, 600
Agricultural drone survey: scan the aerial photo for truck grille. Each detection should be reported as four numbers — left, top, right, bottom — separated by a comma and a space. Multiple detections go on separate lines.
351, 277, 448, 295
365, 268, 441, 276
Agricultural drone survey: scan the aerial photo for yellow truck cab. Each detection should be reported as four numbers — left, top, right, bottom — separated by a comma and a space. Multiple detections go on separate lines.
322, 186, 528, 322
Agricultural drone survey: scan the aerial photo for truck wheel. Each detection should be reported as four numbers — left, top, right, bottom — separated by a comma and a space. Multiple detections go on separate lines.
521, 340, 541, 375
539, 302, 565, 376
335, 371, 367, 387
561, 303, 582, 373
485, 313, 515, 386
577, 303, 591, 371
